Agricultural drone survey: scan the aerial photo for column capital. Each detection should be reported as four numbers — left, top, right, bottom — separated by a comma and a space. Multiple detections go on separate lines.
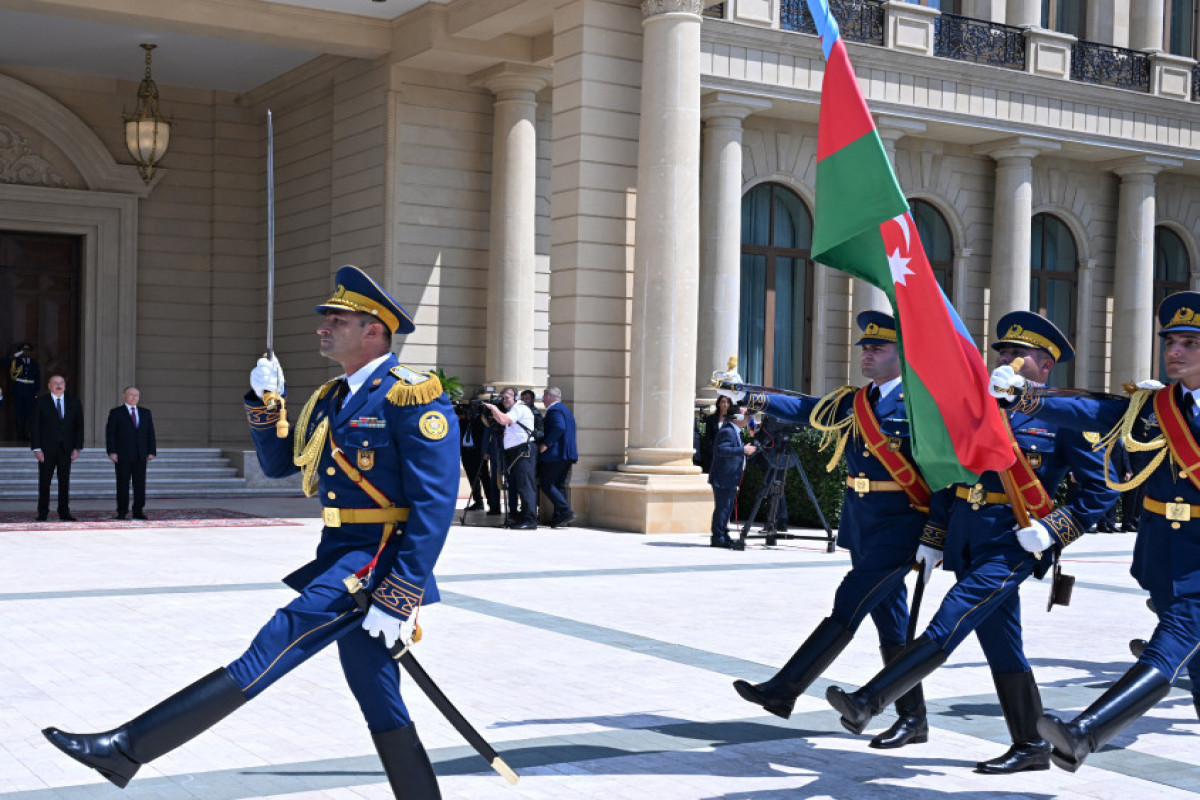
874, 114, 926, 145
1106, 154, 1183, 178
973, 135, 1060, 161
701, 92, 772, 123
470, 63, 551, 95
642, 0, 703, 19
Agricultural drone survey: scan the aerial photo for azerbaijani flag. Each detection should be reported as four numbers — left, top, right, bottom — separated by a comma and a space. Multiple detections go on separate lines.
803, 0, 1013, 487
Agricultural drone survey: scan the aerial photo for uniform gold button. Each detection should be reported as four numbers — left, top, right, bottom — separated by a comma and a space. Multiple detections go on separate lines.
1177, 497, 1185, 502
363, 440, 369, 447
327, 467, 336, 476
327, 491, 337, 500
863, 451, 870, 457
1172, 522, 1182, 530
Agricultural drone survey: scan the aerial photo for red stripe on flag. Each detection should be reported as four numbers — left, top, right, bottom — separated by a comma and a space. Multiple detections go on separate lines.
816, 39, 877, 162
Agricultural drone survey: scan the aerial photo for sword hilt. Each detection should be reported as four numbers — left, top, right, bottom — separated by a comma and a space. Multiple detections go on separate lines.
262, 391, 289, 438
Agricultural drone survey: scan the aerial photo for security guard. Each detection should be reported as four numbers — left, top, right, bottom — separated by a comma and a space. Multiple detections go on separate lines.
992, 291, 1200, 772
9, 342, 39, 439
827, 311, 1117, 773
43, 265, 459, 799
727, 312, 933, 749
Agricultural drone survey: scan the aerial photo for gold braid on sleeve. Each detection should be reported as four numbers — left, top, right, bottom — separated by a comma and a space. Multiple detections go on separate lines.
809, 385, 857, 472
1095, 388, 1167, 492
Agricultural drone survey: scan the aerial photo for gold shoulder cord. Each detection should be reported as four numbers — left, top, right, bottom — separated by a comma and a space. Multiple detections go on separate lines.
809, 385, 857, 472
1095, 388, 1167, 492
292, 379, 339, 498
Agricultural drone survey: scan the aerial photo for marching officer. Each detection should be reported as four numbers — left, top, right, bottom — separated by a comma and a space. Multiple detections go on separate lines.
42, 265, 459, 799
9, 342, 39, 439
826, 311, 1117, 773
990, 291, 1200, 772
726, 312, 933, 749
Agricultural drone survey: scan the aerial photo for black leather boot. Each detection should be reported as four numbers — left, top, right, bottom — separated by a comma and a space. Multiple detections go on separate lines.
732, 617, 852, 719
43, 668, 246, 788
1129, 638, 1148, 658
975, 670, 1051, 774
826, 635, 947, 735
373, 724, 442, 799
869, 644, 929, 748
1038, 662, 1171, 773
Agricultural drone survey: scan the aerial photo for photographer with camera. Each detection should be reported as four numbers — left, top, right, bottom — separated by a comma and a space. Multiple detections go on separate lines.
481, 387, 538, 529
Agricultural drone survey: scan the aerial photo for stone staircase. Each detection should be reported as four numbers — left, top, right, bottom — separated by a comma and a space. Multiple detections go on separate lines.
0, 447, 303, 500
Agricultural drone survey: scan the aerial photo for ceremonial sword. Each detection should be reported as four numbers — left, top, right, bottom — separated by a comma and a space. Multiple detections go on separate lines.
344, 577, 519, 785
261, 109, 289, 438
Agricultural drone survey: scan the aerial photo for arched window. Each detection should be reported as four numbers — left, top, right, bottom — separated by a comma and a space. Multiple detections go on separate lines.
1154, 226, 1192, 379
1042, 0, 1086, 38
739, 183, 813, 389
910, 199, 954, 301
1030, 213, 1078, 386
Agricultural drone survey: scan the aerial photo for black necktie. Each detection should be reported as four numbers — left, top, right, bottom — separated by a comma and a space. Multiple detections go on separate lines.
868, 385, 881, 408
56, 397, 63, 418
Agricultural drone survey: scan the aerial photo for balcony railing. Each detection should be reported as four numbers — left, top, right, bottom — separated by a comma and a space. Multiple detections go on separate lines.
934, 13, 1025, 71
1193, 63, 1200, 101
781, 0, 884, 47
1071, 40, 1151, 92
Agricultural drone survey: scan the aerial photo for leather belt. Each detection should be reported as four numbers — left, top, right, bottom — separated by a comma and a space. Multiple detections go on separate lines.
322, 506, 409, 528
955, 485, 1008, 506
1143, 497, 1200, 524
846, 477, 903, 493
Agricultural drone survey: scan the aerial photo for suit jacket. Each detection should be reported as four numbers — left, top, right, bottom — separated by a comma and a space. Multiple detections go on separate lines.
708, 421, 746, 490
106, 405, 157, 461
541, 402, 578, 462
29, 393, 84, 453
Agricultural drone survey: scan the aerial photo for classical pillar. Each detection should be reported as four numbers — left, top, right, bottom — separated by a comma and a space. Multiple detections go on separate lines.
697, 93, 770, 396
1110, 157, 1179, 381
1130, 0, 1166, 52
1006, 0, 1039, 27
623, 0, 703, 472
473, 64, 549, 388
975, 137, 1059, 333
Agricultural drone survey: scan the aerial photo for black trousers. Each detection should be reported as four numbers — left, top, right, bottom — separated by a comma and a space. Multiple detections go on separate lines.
37, 447, 72, 517
115, 458, 148, 515
505, 444, 537, 523
539, 459, 573, 518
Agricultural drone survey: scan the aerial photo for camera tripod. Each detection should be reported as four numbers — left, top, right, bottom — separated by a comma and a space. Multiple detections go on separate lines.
737, 423, 835, 552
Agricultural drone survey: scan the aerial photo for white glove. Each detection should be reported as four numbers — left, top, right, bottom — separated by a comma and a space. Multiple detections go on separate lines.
250, 355, 285, 399
1016, 520, 1053, 553
989, 365, 1025, 399
13, 350, 23, 359
915, 544, 942, 584
362, 605, 417, 649
1136, 379, 1165, 390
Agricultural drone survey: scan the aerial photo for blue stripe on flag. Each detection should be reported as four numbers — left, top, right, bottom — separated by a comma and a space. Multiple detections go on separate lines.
803, 0, 842, 59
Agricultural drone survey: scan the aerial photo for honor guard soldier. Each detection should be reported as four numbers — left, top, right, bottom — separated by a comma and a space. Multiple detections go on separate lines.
43, 265, 460, 799
827, 311, 1117, 773
991, 291, 1200, 772
9, 342, 39, 439
726, 312, 933, 749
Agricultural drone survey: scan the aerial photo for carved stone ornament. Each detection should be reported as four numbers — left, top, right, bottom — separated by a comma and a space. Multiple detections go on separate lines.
0, 123, 67, 188
642, 0, 704, 18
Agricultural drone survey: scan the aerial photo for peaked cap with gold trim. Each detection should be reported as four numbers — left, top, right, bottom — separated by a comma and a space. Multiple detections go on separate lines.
991, 310, 1074, 363
854, 310, 897, 346
1157, 291, 1200, 337
315, 265, 415, 334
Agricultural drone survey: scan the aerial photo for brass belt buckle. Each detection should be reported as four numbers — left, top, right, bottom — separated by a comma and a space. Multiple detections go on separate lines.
323, 507, 342, 527
967, 484, 986, 506
1165, 502, 1191, 522
853, 477, 871, 494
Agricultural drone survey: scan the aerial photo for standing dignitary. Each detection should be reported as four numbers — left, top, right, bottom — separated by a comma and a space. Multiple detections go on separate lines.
727, 312, 933, 748
482, 387, 538, 529
538, 386, 578, 528
105, 386, 157, 520
8, 342, 39, 440
826, 311, 1117, 773
42, 265, 459, 799
457, 401, 490, 511
990, 291, 1200, 772
29, 374, 83, 521
708, 404, 754, 548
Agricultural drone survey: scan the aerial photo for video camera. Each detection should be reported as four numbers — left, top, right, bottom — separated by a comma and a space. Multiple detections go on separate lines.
457, 386, 501, 421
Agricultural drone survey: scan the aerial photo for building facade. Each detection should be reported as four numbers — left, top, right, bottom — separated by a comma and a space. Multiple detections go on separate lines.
1, 0, 1197, 531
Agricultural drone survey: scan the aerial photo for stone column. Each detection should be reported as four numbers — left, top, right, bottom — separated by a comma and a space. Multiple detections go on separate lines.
1130, 0, 1166, 52
975, 137, 1059, 337
1006, 0, 1039, 27
697, 92, 770, 397
473, 64, 549, 388
623, 0, 703, 472
1110, 157, 1179, 382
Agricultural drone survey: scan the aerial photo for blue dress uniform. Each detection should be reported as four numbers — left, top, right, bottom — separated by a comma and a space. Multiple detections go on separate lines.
1028, 291, 1200, 772
8, 343, 39, 440
733, 312, 933, 749
826, 311, 1117, 774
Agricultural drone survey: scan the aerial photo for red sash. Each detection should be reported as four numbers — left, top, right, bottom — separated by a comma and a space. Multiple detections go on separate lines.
1153, 385, 1200, 492
1002, 416, 1054, 519
853, 386, 932, 512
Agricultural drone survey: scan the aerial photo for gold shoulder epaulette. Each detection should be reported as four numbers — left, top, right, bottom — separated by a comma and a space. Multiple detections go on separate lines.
386, 366, 442, 407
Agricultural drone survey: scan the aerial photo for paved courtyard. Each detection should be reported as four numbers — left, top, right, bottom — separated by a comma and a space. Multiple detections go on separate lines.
1, 496, 1197, 799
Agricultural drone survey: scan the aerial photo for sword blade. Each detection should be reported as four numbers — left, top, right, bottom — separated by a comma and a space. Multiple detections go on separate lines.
266, 108, 276, 359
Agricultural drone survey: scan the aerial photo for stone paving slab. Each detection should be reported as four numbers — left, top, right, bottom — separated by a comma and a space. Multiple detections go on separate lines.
0, 499, 1196, 799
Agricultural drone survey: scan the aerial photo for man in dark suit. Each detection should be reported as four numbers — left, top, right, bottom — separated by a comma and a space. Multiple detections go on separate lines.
708, 404, 755, 548
106, 386, 157, 520
538, 386, 578, 528
456, 402, 494, 512
29, 374, 83, 521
